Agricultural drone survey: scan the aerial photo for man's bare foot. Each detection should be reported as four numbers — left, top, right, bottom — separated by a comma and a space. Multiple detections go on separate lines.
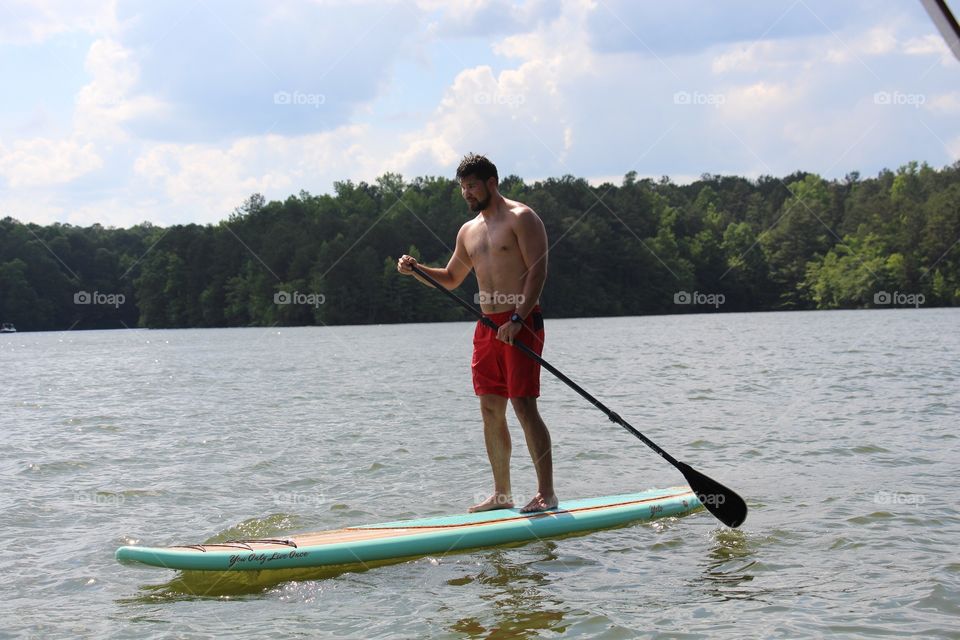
469, 493, 514, 513
520, 492, 559, 513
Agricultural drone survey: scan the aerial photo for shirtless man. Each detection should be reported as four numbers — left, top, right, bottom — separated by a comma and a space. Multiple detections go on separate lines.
397, 153, 558, 513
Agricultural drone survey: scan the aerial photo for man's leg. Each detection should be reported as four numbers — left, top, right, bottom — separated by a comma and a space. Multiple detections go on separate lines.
511, 396, 558, 513
469, 394, 514, 513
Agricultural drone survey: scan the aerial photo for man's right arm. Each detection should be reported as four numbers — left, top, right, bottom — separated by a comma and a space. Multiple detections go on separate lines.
397, 225, 472, 290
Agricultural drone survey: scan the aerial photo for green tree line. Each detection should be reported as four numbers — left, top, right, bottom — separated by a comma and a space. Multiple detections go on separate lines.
1, 162, 957, 331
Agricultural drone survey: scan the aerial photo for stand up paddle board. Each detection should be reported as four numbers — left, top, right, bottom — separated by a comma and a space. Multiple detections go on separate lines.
116, 487, 702, 572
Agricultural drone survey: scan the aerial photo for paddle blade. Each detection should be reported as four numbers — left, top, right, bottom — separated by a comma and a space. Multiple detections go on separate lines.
676, 461, 748, 528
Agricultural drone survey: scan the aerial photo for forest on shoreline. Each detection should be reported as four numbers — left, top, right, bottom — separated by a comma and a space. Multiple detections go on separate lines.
1, 161, 958, 331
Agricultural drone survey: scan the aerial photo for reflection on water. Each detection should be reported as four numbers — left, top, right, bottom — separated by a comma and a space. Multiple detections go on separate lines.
697, 528, 757, 600
124, 562, 380, 602
696, 527, 841, 607
449, 545, 568, 639
126, 537, 577, 640
132, 542, 575, 637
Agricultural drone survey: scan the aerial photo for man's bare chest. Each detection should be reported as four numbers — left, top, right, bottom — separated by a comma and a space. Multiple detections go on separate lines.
465, 223, 518, 259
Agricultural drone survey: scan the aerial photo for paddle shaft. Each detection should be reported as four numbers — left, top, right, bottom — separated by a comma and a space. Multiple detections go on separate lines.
407, 263, 748, 528
410, 264, 680, 467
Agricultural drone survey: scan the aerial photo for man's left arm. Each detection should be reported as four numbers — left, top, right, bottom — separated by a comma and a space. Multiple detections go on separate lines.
514, 209, 548, 320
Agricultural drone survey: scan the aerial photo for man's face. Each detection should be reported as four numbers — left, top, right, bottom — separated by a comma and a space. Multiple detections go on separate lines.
459, 175, 491, 212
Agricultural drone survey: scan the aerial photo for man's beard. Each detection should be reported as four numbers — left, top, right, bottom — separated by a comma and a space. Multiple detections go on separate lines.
468, 194, 490, 212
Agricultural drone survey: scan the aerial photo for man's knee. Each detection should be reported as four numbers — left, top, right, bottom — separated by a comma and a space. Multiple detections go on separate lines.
479, 395, 508, 421
510, 396, 542, 426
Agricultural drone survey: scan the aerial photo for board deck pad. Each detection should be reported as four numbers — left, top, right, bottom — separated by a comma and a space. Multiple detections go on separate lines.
116, 487, 703, 571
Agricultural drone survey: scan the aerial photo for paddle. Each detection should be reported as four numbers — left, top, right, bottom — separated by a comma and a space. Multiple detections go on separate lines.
409, 264, 748, 528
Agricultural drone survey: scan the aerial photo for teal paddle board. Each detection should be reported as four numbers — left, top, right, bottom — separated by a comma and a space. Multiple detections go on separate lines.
116, 487, 703, 571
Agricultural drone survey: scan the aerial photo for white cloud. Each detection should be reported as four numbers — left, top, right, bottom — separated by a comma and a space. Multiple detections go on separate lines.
134, 140, 294, 217
419, 0, 559, 38
63, 197, 158, 228
0, 0, 117, 44
927, 91, 960, 114
824, 26, 898, 63
948, 136, 960, 161
385, 1, 592, 178
903, 33, 956, 66
0, 138, 102, 188
726, 82, 792, 111
384, 58, 572, 178
132, 125, 383, 222
904, 33, 948, 56
862, 26, 899, 55
712, 42, 776, 74
0, 193, 66, 225
74, 38, 169, 141
0, 35, 164, 192
386, 136, 459, 174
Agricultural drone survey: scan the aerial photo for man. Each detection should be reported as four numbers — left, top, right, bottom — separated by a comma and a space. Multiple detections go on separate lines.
397, 153, 558, 513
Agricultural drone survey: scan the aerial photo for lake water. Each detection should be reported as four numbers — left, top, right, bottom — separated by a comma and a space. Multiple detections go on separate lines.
2, 309, 958, 638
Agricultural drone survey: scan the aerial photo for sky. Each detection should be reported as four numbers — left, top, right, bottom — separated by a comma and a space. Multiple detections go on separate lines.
0, 0, 958, 227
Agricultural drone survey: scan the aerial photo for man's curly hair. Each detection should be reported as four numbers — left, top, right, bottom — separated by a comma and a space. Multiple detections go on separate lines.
456, 153, 498, 184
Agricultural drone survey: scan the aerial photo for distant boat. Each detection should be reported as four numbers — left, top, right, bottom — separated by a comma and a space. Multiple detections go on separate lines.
0, 323, 15, 333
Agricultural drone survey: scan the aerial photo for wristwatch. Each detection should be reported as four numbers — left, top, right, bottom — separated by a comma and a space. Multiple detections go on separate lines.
510, 312, 523, 324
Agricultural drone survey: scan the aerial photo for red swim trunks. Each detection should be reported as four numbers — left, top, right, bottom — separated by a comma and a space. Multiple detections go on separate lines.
472, 306, 545, 398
